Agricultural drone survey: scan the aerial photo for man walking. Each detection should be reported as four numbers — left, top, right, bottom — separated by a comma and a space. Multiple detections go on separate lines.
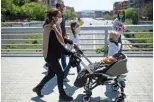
56, 1, 72, 70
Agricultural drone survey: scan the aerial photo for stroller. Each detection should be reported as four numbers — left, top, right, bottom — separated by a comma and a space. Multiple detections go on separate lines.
71, 44, 128, 102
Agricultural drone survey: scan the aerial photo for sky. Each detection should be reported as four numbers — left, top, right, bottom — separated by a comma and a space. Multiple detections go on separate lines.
63, 0, 128, 11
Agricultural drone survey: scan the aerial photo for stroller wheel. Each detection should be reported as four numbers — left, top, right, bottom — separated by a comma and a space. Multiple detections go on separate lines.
115, 96, 124, 102
82, 95, 91, 102
112, 83, 119, 91
121, 93, 126, 99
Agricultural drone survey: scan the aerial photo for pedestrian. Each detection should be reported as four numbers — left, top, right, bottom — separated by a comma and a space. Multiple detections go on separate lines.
33, 9, 73, 101
56, 1, 69, 71
63, 22, 81, 82
43, 1, 73, 71
112, 10, 126, 52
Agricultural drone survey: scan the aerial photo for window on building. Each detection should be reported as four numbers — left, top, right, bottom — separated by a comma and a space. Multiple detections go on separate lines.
47, 0, 50, 5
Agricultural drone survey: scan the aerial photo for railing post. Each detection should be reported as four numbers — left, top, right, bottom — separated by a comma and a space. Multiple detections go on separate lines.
104, 30, 108, 56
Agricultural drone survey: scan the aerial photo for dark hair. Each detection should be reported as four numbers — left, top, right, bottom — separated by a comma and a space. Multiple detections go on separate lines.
56, 3, 61, 8
43, 9, 59, 27
117, 10, 125, 22
70, 22, 78, 37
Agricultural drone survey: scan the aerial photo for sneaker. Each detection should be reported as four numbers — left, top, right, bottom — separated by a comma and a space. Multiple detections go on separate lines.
43, 64, 48, 70
63, 78, 70, 82
32, 87, 44, 98
59, 92, 73, 101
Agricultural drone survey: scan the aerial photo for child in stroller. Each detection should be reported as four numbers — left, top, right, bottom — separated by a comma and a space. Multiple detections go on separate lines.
108, 31, 122, 56
71, 44, 128, 102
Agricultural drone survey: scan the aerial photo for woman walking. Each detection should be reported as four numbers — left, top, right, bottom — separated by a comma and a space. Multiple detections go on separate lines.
33, 9, 73, 101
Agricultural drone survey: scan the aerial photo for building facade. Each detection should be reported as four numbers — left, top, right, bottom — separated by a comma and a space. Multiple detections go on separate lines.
129, 0, 145, 8
40, 0, 62, 7
113, 0, 129, 14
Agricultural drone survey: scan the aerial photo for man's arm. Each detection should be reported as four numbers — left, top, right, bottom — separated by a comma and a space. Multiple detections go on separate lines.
60, 15, 66, 37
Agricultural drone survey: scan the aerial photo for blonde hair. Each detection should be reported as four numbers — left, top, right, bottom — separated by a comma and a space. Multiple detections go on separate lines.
109, 31, 120, 41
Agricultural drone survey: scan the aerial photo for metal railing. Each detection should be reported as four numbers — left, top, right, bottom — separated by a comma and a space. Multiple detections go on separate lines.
1, 25, 153, 57
2, 21, 44, 27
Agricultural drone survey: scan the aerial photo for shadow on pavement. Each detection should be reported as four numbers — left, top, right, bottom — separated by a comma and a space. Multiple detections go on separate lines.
73, 94, 112, 102
73, 85, 119, 102
41, 76, 57, 95
104, 85, 119, 99
31, 96, 46, 102
31, 76, 57, 101
64, 82, 79, 96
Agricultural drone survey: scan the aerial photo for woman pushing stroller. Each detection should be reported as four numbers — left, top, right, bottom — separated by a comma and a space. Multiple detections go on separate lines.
33, 9, 74, 101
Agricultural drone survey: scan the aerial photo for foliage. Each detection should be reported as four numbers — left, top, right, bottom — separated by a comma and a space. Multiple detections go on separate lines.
20, 2, 47, 20
79, 19, 84, 26
124, 29, 153, 48
125, 8, 138, 24
13, 0, 29, 6
2, 35, 42, 49
140, 1, 153, 20
112, 15, 117, 20
2, 0, 47, 21
64, 9, 77, 20
96, 46, 105, 53
124, 20, 133, 25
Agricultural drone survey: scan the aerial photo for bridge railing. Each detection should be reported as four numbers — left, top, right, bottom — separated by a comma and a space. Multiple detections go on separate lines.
1, 25, 153, 57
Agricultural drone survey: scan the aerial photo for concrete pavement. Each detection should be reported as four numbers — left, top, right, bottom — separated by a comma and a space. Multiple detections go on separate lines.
1, 57, 153, 102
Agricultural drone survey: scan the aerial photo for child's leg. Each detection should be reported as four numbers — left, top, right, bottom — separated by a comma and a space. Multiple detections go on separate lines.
64, 61, 72, 79
76, 63, 81, 74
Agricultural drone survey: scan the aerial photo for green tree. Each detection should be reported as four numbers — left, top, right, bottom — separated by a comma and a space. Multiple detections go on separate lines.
30, 0, 38, 2
20, 2, 47, 20
13, 0, 29, 6
125, 8, 138, 24
141, 1, 153, 20
2, 0, 12, 15
2, 0, 47, 21
64, 9, 77, 20
72, 12, 77, 19
64, 9, 71, 20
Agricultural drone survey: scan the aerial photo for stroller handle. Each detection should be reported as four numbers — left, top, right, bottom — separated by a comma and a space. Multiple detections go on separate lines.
73, 44, 93, 64
73, 44, 83, 54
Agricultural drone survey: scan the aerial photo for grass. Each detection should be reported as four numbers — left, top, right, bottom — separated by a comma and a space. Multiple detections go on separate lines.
96, 46, 105, 54
124, 20, 153, 48
124, 29, 153, 48
124, 20, 134, 25
2, 34, 42, 49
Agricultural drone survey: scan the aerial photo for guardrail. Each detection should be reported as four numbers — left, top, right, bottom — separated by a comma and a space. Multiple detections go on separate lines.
2, 21, 71, 27
2, 21, 44, 27
1, 25, 153, 57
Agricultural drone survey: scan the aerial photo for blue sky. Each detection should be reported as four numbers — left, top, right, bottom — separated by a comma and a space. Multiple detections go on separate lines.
63, 0, 127, 11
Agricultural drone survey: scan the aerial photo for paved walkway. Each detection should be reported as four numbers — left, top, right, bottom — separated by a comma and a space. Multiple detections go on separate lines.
1, 57, 153, 102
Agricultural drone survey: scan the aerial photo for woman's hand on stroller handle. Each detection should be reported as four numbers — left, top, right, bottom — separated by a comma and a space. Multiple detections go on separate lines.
73, 44, 83, 54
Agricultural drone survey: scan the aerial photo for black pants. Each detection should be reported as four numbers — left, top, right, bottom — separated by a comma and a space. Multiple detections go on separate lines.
36, 59, 64, 93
